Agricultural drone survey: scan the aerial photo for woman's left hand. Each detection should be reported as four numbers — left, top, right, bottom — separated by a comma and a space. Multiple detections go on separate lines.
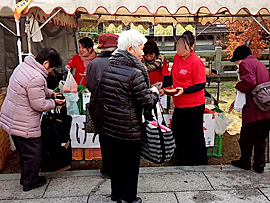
174, 87, 184, 96
159, 89, 165, 96
79, 72, 87, 77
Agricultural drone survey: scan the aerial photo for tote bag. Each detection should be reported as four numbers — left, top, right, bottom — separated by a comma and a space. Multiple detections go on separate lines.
141, 107, 175, 164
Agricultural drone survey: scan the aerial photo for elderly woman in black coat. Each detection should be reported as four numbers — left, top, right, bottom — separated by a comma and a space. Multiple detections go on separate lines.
101, 29, 159, 203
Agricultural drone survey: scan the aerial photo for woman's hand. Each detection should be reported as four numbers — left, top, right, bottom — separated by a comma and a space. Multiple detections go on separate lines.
150, 86, 159, 95
55, 98, 66, 106
65, 65, 71, 72
79, 72, 87, 77
159, 89, 165, 96
174, 87, 184, 96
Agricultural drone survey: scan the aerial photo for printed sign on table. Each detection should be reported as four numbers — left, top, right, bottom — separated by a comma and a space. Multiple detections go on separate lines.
70, 115, 100, 148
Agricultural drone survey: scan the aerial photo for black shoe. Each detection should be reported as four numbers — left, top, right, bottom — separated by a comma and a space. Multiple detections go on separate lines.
117, 197, 142, 203
23, 176, 47, 192
231, 160, 251, 170
253, 165, 264, 174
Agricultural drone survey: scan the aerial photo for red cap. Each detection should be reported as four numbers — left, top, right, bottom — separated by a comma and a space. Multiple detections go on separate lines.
98, 33, 119, 49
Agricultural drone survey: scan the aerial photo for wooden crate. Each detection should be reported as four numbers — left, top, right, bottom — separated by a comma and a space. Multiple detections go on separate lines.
72, 148, 84, 160
84, 148, 102, 161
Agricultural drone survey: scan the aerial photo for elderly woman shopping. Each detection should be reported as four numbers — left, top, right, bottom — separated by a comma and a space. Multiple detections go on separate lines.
101, 29, 159, 203
0, 48, 65, 191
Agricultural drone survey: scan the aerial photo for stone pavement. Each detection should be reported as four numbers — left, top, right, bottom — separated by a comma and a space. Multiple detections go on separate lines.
1, 164, 270, 202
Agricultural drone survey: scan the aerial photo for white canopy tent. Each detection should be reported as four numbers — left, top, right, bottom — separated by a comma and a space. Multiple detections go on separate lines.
0, 0, 270, 85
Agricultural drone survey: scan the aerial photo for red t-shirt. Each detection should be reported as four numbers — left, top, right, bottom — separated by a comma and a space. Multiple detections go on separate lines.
172, 52, 206, 108
67, 54, 97, 86
148, 60, 170, 85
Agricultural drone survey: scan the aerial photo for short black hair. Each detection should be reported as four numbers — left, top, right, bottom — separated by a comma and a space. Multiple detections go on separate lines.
79, 37, 94, 50
178, 31, 195, 50
35, 47, 62, 68
143, 40, 160, 56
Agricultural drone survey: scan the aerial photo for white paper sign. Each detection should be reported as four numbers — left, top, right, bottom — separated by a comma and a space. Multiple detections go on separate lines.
203, 114, 215, 147
160, 95, 168, 109
70, 115, 100, 148
158, 114, 215, 147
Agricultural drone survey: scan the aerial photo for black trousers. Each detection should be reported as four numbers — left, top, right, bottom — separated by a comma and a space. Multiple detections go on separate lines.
239, 119, 270, 167
11, 135, 42, 187
99, 133, 113, 176
102, 135, 141, 202
172, 104, 208, 166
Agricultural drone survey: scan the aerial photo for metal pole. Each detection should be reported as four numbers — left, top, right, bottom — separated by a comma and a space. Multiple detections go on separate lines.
30, 9, 61, 38
25, 16, 32, 54
244, 9, 270, 35
15, 19, 22, 63
0, 22, 16, 36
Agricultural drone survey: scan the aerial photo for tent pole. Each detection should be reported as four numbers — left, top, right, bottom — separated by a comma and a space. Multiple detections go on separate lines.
244, 9, 270, 69
0, 22, 16, 36
25, 16, 32, 54
15, 19, 22, 63
30, 9, 61, 38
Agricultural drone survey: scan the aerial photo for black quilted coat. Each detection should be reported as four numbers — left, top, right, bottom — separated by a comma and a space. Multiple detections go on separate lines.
101, 50, 158, 140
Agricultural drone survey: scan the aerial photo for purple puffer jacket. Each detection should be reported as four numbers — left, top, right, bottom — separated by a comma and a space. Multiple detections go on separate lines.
236, 55, 270, 126
0, 55, 55, 138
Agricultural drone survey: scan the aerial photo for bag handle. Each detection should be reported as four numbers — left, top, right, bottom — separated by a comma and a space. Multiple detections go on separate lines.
152, 104, 166, 163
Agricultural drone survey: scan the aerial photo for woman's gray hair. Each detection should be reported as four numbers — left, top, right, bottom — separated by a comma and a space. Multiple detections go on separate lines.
117, 29, 147, 51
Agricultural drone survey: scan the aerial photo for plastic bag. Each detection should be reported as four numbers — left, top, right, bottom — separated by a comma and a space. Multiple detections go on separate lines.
234, 90, 246, 112
63, 93, 79, 115
62, 71, 78, 93
58, 80, 65, 92
214, 112, 233, 136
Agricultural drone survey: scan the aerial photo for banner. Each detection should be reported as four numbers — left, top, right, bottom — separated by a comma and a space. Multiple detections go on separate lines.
14, 0, 32, 20
70, 115, 100, 148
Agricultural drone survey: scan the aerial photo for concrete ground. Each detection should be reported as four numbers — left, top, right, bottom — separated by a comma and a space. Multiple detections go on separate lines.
1, 164, 270, 202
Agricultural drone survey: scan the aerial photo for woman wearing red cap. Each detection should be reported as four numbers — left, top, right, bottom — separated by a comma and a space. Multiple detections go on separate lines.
65, 37, 97, 85
87, 33, 119, 179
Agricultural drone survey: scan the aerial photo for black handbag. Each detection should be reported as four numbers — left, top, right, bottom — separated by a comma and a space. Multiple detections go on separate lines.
84, 102, 98, 133
141, 106, 175, 164
41, 106, 72, 172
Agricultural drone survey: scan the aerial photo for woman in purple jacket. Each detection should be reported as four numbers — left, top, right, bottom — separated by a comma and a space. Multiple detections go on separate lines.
230, 45, 270, 173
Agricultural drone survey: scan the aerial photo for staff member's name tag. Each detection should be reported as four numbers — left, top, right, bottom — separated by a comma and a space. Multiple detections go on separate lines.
179, 69, 187, 75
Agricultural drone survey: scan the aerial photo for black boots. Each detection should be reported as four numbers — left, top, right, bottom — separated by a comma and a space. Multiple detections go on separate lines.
253, 164, 264, 174
231, 160, 265, 173
231, 160, 251, 170
23, 176, 47, 192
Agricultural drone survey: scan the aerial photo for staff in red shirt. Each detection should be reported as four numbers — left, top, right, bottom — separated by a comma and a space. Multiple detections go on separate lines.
65, 37, 97, 86
169, 31, 207, 166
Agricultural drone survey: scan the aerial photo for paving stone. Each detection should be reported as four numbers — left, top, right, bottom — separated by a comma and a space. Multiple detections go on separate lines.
139, 192, 178, 203
176, 189, 268, 203
96, 172, 212, 195
43, 176, 104, 198
139, 166, 195, 174
258, 187, 270, 200
138, 172, 212, 193
88, 193, 178, 203
0, 180, 47, 200
0, 196, 88, 203
204, 171, 270, 190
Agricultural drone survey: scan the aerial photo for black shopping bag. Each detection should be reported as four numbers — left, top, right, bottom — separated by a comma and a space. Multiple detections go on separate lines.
41, 106, 72, 172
